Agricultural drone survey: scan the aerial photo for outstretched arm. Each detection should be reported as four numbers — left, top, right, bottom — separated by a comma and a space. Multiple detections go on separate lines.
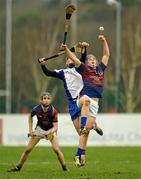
80, 47, 87, 63
28, 115, 33, 137
98, 35, 110, 66
39, 58, 57, 77
80, 42, 89, 63
50, 122, 58, 134
61, 44, 81, 67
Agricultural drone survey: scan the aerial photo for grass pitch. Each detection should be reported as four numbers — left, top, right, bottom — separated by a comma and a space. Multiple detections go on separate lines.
0, 146, 141, 179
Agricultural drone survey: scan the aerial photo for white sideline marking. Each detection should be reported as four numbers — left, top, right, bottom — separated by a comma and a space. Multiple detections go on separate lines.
0, 160, 133, 166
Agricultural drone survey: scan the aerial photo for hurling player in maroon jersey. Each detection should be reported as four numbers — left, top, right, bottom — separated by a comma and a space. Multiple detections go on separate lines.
62, 34, 110, 167
8, 92, 69, 172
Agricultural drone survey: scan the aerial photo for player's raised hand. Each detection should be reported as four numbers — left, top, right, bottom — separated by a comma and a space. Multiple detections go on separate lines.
60, 43, 68, 51
80, 42, 89, 47
98, 35, 106, 42
38, 57, 46, 65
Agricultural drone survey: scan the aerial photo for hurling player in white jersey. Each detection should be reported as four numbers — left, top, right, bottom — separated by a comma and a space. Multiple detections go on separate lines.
39, 56, 84, 135
39, 55, 100, 136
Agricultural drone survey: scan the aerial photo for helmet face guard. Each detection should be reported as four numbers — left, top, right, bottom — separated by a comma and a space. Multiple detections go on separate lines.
40, 92, 51, 100
66, 63, 75, 68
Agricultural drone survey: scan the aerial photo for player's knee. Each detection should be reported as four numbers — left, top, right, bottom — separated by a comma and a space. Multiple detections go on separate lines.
83, 98, 90, 107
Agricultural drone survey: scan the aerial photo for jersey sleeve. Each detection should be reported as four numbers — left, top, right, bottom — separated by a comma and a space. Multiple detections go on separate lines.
30, 105, 41, 117
41, 65, 65, 80
41, 65, 58, 77
54, 69, 65, 80
96, 62, 107, 73
30, 107, 36, 117
75, 63, 87, 74
80, 47, 87, 63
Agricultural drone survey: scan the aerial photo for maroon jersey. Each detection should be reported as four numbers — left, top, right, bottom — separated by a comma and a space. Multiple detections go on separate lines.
31, 104, 58, 131
78, 62, 106, 98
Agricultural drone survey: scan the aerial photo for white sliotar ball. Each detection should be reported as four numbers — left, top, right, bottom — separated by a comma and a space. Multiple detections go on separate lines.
99, 26, 104, 31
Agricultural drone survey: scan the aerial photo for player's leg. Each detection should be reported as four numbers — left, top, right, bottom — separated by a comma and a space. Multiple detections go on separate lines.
79, 131, 89, 166
73, 117, 80, 135
78, 96, 91, 134
50, 135, 69, 171
74, 112, 102, 167
74, 98, 103, 166
17, 137, 40, 167
89, 116, 103, 136
8, 137, 40, 172
74, 130, 89, 167
88, 99, 103, 136
68, 99, 81, 135
74, 116, 103, 167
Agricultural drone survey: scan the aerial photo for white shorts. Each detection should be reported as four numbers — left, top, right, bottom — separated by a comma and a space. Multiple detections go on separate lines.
77, 95, 99, 118
33, 126, 54, 138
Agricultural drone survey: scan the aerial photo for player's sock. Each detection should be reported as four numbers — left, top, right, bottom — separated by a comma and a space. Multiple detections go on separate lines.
80, 117, 87, 134
74, 148, 85, 167
75, 148, 86, 166
81, 117, 87, 127
76, 147, 85, 157
80, 149, 86, 166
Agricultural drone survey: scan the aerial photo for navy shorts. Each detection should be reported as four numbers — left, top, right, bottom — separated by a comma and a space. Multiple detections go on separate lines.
68, 100, 81, 121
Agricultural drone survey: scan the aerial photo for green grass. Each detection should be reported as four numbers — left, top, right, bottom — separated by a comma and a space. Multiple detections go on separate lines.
0, 146, 141, 179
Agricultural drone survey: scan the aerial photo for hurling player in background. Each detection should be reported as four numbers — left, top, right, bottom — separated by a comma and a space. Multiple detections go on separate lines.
62, 34, 110, 166
8, 92, 69, 172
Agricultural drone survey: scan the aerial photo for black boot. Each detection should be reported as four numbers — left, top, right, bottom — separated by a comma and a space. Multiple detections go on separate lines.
7, 165, 21, 172
62, 165, 69, 171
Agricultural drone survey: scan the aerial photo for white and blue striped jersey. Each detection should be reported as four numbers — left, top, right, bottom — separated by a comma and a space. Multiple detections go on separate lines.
55, 67, 83, 100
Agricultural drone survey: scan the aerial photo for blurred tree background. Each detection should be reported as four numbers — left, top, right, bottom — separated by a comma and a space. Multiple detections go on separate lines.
0, 0, 141, 113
